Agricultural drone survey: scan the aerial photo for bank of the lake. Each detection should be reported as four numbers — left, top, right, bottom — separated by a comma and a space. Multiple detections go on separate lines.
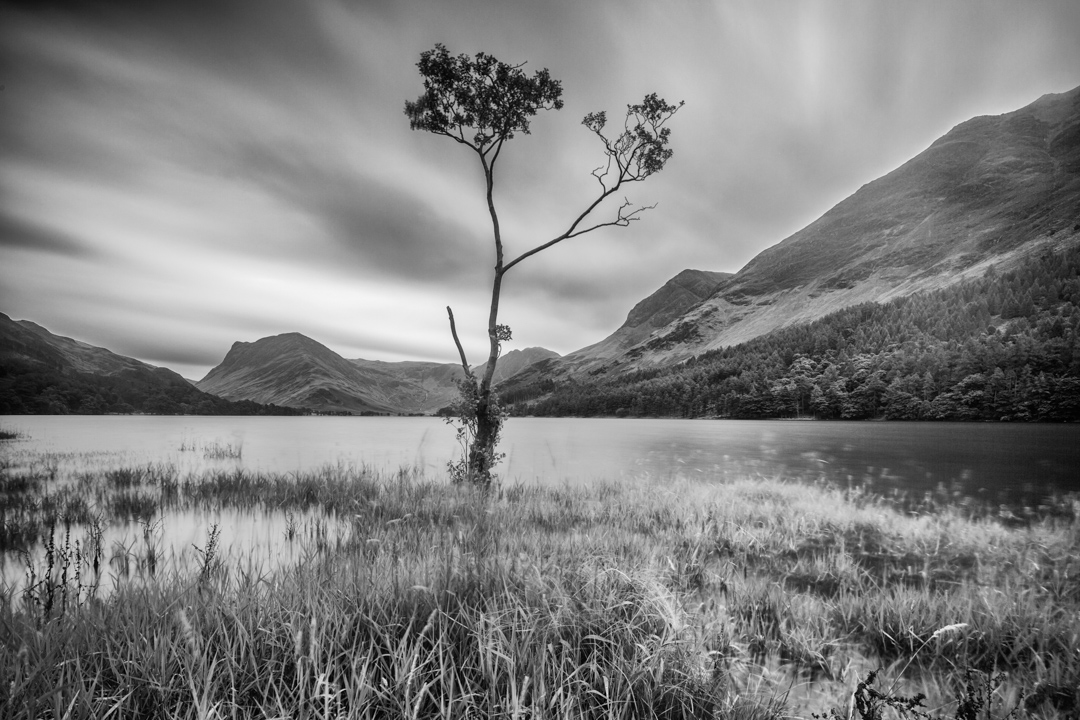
2, 456, 1078, 719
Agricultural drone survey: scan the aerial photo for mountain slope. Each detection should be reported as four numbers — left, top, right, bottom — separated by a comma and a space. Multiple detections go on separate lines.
511, 238, 1080, 421
0, 312, 290, 415
574, 85, 1080, 374
13, 319, 161, 377
348, 357, 465, 412
472, 347, 561, 385
197, 333, 399, 414
566, 270, 731, 364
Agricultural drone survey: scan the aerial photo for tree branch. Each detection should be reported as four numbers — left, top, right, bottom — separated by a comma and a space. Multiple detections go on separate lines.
447, 306, 476, 381
504, 198, 654, 272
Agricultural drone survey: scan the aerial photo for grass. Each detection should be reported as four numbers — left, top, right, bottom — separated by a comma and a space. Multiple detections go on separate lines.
178, 437, 243, 460
1, 459, 1078, 718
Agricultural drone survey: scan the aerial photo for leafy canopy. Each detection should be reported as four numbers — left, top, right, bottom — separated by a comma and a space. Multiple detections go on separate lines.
404, 43, 564, 154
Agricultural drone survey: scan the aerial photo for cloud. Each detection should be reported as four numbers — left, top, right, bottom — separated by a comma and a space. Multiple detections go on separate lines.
0, 212, 101, 260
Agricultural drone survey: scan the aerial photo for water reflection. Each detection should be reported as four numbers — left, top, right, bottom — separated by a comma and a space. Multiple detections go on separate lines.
0, 441, 354, 595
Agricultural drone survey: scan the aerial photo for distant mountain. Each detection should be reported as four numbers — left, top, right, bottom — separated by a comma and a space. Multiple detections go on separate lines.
516, 85, 1080, 385
196, 332, 560, 414
197, 333, 400, 414
348, 357, 465, 412
0, 312, 294, 415
472, 347, 561, 385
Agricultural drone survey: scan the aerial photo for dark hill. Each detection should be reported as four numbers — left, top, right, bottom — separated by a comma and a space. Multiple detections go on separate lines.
0, 312, 293, 415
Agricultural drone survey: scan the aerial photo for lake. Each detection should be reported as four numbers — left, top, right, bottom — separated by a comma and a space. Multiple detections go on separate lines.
2, 414, 1078, 499
3, 415, 1077, 592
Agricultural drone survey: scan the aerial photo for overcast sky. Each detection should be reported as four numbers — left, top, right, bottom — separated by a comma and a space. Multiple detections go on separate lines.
2, 0, 1079, 380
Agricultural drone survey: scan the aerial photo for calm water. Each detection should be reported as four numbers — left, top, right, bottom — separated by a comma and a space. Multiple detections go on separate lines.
2, 414, 1078, 497
3, 415, 1077, 592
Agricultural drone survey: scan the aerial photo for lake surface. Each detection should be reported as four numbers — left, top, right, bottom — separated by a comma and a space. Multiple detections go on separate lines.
3, 415, 1077, 593
3, 414, 1078, 500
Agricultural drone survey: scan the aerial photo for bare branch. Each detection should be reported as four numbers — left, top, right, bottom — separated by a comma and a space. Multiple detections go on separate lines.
564, 199, 655, 239
504, 198, 655, 273
447, 306, 475, 381
506, 95, 682, 273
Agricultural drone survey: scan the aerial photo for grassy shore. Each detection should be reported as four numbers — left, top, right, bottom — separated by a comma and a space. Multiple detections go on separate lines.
1, 460, 1078, 719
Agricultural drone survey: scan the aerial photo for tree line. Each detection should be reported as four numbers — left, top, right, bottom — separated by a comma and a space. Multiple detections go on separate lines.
508, 243, 1080, 422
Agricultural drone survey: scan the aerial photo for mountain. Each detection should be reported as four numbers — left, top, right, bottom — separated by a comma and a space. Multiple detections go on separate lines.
566, 270, 731, 364
197, 333, 395, 414
499, 85, 1080, 419
0, 312, 294, 415
4, 316, 158, 377
510, 240, 1080, 421
529, 85, 1080, 381
197, 333, 563, 414
472, 347, 561, 384
348, 357, 465, 412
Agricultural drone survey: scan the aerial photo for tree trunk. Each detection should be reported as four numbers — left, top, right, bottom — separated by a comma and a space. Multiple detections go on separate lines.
468, 395, 496, 482
462, 162, 506, 485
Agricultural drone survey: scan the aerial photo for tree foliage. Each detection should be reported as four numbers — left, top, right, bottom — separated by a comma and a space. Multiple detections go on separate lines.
405, 44, 563, 149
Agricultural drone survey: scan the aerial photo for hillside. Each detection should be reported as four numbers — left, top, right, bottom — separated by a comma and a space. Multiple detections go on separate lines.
557, 85, 1080, 377
0, 312, 295, 415
197, 333, 402, 414
566, 270, 731, 364
471, 347, 561, 385
505, 237, 1080, 421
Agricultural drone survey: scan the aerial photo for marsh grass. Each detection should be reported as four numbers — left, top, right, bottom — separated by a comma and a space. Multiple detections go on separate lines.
177, 437, 243, 460
202, 440, 243, 460
17, 516, 105, 627
1, 457, 1078, 718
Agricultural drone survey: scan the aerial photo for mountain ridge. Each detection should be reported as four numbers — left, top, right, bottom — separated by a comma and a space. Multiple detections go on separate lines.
198, 333, 402, 414
565, 269, 732, 364
0, 312, 293, 415
195, 333, 561, 414
543, 84, 1080, 379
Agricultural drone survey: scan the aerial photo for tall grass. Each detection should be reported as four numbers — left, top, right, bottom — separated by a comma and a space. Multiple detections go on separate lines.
1, 462, 1078, 718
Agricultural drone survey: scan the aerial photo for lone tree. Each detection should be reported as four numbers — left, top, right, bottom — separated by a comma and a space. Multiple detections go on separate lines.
405, 44, 681, 484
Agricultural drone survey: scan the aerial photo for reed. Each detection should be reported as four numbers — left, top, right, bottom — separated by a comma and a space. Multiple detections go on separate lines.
202, 441, 243, 460
0, 462, 1077, 719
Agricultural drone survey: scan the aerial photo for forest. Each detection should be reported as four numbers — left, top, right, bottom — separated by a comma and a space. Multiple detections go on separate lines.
507, 242, 1080, 421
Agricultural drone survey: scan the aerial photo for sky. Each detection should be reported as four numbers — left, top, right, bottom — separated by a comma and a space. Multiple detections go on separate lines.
2, 1, 1079, 381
